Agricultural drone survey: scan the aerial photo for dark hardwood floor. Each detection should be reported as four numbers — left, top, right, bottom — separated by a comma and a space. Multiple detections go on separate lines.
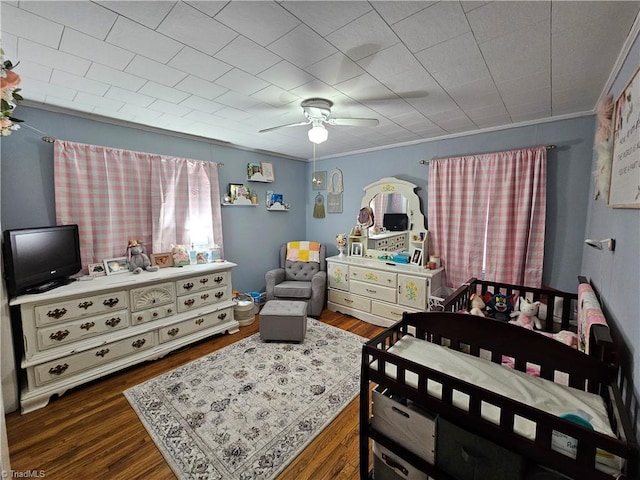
6, 310, 384, 479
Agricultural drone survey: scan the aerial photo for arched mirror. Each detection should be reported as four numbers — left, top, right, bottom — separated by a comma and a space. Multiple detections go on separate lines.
358, 177, 428, 265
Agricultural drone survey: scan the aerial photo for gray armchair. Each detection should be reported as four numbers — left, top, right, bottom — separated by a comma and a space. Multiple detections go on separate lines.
265, 243, 327, 317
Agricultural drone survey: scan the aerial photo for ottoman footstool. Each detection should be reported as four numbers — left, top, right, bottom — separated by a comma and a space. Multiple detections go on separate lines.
259, 300, 307, 342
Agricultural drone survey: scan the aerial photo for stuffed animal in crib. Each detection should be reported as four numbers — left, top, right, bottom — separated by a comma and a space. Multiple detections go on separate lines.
486, 292, 513, 321
509, 297, 542, 330
127, 240, 159, 274
469, 293, 486, 316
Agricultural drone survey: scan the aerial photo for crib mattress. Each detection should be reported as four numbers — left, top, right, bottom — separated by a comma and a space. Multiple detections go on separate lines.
370, 335, 622, 474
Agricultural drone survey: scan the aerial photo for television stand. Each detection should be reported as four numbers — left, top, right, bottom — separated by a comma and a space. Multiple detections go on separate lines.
25, 278, 74, 294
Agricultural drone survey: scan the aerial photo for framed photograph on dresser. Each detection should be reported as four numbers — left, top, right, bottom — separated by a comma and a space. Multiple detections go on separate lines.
410, 248, 423, 265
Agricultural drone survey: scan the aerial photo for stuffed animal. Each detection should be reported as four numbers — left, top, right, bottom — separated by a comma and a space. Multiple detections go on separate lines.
469, 293, 486, 316
127, 240, 159, 274
171, 244, 190, 267
509, 297, 542, 330
486, 292, 513, 321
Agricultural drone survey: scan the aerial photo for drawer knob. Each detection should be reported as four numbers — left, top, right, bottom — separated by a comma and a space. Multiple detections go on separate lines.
214, 276, 223, 283
46, 308, 67, 319
106, 317, 121, 327
95, 348, 110, 358
215, 291, 224, 299
49, 329, 70, 341
80, 321, 95, 331
167, 308, 173, 314
49, 364, 69, 376
78, 301, 94, 310
195, 318, 204, 325
200, 278, 209, 284
153, 312, 159, 317
137, 315, 143, 321
184, 298, 195, 307
168, 328, 180, 337
183, 282, 194, 290
132, 339, 146, 349
217, 312, 227, 320
201, 293, 209, 300
103, 298, 119, 308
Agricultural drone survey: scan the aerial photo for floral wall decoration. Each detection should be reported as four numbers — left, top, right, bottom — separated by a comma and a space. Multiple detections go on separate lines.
593, 94, 614, 201
1, 51, 23, 136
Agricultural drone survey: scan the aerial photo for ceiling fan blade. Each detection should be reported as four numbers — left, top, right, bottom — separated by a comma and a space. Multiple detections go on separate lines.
258, 120, 310, 133
328, 117, 379, 127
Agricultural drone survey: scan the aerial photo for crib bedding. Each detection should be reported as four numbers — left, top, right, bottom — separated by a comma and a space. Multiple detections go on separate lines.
371, 334, 623, 474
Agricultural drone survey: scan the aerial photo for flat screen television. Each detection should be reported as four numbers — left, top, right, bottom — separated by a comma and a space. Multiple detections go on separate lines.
383, 213, 409, 232
3, 224, 82, 297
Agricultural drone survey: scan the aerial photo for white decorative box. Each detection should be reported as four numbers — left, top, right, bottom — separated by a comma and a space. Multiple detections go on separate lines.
371, 387, 437, 464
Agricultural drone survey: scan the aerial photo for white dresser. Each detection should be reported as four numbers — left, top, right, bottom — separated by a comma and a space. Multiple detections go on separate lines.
327, 255, 443, 327
10, 262, 239, 413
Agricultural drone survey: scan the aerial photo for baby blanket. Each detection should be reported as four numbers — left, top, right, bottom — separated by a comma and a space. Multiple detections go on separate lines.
286, 241, 320, 262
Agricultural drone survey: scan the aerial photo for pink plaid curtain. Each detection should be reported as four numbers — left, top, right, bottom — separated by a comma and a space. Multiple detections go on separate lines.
428, 147, 546, 288
54, 140, 223, 269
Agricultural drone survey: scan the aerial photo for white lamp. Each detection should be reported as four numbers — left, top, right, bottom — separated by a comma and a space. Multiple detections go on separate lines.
308, 120, 328, 144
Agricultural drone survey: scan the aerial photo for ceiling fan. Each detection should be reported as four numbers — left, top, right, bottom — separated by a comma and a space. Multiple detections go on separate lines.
258, 98, 379, 144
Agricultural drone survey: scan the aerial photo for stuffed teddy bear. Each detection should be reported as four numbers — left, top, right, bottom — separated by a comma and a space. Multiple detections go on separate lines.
486, 292, 513, 321
127, 240, 159, 274
469, 293, 486, 316
171, 244, 190, 267
509, 297, 542, 330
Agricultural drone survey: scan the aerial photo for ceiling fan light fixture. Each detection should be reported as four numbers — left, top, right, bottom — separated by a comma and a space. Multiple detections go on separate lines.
308, 123, 328, 144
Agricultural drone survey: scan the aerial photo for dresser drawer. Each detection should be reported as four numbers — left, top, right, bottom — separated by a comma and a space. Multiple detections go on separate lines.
176, 272, 229, 296
371, 301, 407, 322
131, 305, 175, 325
158, 307, 233, 343
35, 291, 128, 326
177, 286, 228, 313
37, 309, 129, 350
33, 331, 155, 386
351, 280, 396, 304
349, 266, 396, 288
130, 282, 175, 312
329, 289, 371, 312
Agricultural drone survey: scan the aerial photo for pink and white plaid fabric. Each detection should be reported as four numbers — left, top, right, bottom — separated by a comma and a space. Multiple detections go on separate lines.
428, 147, 546, 288
54, 140, 223, 270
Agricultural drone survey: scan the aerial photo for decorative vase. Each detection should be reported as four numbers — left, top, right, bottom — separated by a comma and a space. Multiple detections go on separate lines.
338, 246, 346, 257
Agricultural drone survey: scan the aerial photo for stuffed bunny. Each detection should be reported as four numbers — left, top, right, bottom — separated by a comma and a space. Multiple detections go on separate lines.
127, 240, 159, 274
509, 297, 542, 330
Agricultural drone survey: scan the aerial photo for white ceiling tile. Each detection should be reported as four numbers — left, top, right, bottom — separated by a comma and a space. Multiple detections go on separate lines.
358, 44, 422, 82
119, 105, 163, 123
96, 1, 176, 29
259, 61, 315, 90
502, 86, 550, 110
552, 1, 639, 34
327, 11, 399, 62
12, 60, 52, 83
377, 68, 440, 100
465, 103, 510, 121
1, 4, 64, 47
445, 77, 502, 110
215, 68, 270, 95
289, 80, 340, 101
168, 47, 232, 82
467, 1, 549, 44
19, 77, 77, 101
305, 53, 365, 86
105, 86, 155, 108
215, 91, 262, 110
372, 1, 434, 25
180, 95, 224, 114
214, 36, 281, 75
107, 16, 183, 64
92, 107, 135, 122
213, 1, 300, 45
157, 2, 238, 56
214, 106, 252, 122
460, 1, 489, 14
393, 2, 469, 53
1, 33, 18, 58
18, 38, 91, 76
60, 28, 134, 70
125, 56, 187, 87
174, 75, 228, 100
148, 99, 192, 117
50, 70, 109, 96
184, 1, 227, 18
19, 1, 117, 39
75, 91, 124, 110
281, 1, 371, 36
86, 64, 147, 92
408, 90, 458, 117
251, 85, 300, 107
138, 81, 190, 104
416, 33, 486, 79
45, 96, 94, 112
495, 70, 549, 98
508, 104, 551, 123
268, 25, 336, 68
335, 74, 394, 103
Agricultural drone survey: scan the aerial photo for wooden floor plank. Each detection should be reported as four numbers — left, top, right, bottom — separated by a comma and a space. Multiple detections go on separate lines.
6, 310, 383, 479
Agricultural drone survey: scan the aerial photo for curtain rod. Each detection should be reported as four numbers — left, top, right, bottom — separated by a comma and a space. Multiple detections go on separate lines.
419, 144, 556, 164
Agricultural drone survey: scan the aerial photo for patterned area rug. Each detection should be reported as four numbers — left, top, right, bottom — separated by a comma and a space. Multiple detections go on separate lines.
124, 319, 366, 480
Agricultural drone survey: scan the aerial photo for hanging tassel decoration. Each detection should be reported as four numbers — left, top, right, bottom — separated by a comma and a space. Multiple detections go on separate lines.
313, 193, 326, 218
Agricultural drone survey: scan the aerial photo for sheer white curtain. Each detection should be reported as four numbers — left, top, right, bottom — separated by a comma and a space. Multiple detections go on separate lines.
428, 147, 547, 288
54, 140, 223, 269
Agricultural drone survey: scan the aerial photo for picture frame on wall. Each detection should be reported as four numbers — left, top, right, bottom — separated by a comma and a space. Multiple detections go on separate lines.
609, 65, 640, 208
410, 248, 423, 265
261, 162, 275, 182
103, 257, 129, 275
312, 171, 326, 190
